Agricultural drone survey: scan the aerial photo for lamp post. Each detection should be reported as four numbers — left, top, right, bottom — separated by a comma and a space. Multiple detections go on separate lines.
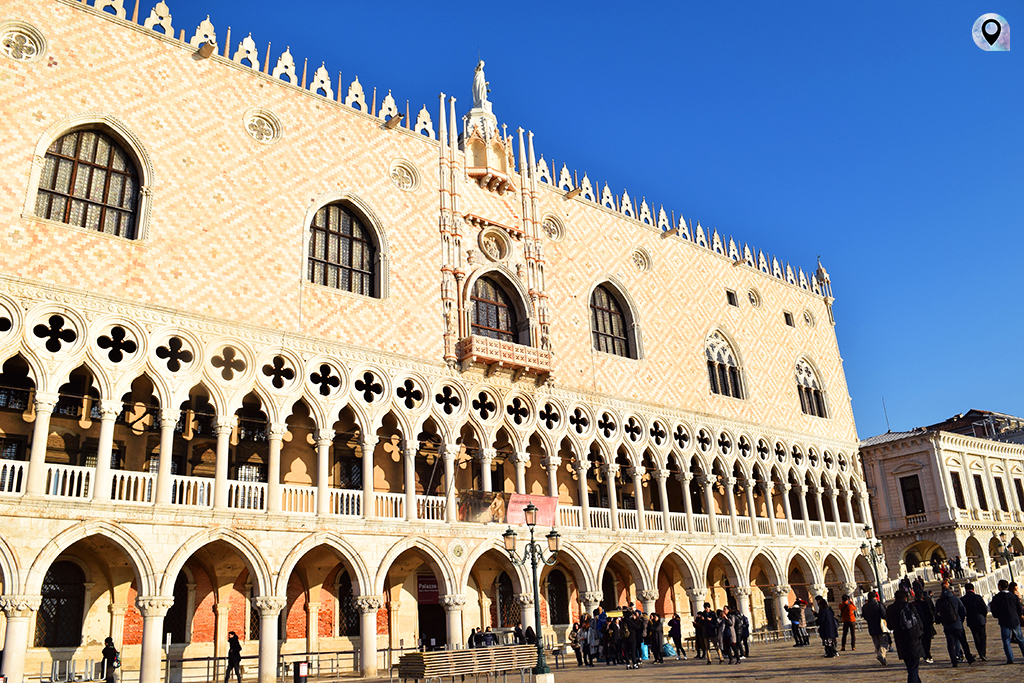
1000, 532, 1015, 584
503, 503, 560, 676
860, 525, 886, 601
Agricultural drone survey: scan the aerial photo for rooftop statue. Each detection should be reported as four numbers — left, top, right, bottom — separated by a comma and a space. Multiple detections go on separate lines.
473, 60, 491, 113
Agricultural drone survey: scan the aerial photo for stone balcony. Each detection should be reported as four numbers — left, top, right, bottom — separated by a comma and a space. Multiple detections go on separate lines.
456, 334, 552, 379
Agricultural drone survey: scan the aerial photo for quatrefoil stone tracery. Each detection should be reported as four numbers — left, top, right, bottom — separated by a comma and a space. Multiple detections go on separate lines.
396, 379, 423, 410
261, 356, 295, 389
506, 397, 528, 426
597, 414, 616, 439
97, 326, 137, 363
472, 392, 496, 421
434, 386, 461, 415
33, 315, 76, 353
539, 404, 559, 430
310, 364, 341, 396
569, 408, 589, 435
211, 347, 246, 380
156, 337, 193, 372
354, 372, 383, 403
1, 29, 41, 62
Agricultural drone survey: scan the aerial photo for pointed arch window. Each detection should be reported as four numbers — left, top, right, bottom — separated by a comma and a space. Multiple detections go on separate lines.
795, 358, 828, 418
308, 203, 377, 296
35, 130, 140, 238
705, 332, 743, 399
590, 285, 632, 357
471, 277, 519, 343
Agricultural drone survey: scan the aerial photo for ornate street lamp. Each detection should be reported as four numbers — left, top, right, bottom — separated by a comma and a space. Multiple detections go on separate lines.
860, 525, 886, 600
502, 503, 560, 676
1000, 532, 1015, 584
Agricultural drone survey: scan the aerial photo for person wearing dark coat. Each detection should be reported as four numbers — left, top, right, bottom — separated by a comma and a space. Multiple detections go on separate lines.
667, 613, 686, 660
513, 625, 525, 645
934, 581, 975, 666
886, 590, 924, 683
225, 631, 242, 683
786, 602, 806, 646
861, 591, 887, 666
911, 591, 936, 663
101, 637, 119, 683
647, 613, 665, 663
960, 582, 988, 661
523, 626, 537, 645
989, 579, 1024, 663
814, 596, 839, 658
719, 606, 740, 664
701, 608, 722, 663
621, 610, 642, 669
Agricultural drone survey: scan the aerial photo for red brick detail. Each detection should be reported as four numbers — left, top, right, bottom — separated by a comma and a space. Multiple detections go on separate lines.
123, 581, 143, 645
319, 565, 341, 638
285, 573, 307, 640
376, 606, 388, 635
191, 566, 216, 643
229, 569, 249, 637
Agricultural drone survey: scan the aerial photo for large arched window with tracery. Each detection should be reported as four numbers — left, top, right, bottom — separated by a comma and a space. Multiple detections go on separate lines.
590, 285, 632, 357
706, 331, 744, 399
308, 203, 377, 296
35, 130, 140, 239
470, 277, 519, 343
795, 358, 828, 418
34, 560, 86, 647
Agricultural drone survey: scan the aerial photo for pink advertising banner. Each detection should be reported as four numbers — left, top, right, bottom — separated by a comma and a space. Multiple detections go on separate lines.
506, 494, 558, 527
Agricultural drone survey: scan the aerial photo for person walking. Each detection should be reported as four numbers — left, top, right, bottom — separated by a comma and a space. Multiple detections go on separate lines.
569, 623, 584, 666
838, 594, 856, 651
989, 579, 1024, 663
648, 613, 665, 663
101, 637, 119, 683
787, 601, 806, 646
694, 605, 709, 659
911, 590, 936, 663
668, 613, 687, 660
815, 595, 839, 658
225, 631, 242, 683
703, 607, 722, 663
961, 582, 988, 661
886, 590, 924, 683
934, 580, 975, 667
586, 616, 601, 666
736, 610, 750, 658
861, 590, 888, 666
721, 606, 741, 664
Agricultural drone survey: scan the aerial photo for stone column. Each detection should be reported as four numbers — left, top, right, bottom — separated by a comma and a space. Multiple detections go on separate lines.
630, 466, 646, 532
314, 430, 334, 516
107, 603, 127, 647
25, 392, 58, 495
699, 475, 717, 535
214, 603, 230, 657
575, 460, 591, 530
602, 463, 620, 531
404, 440, 419, 521
154, 409, 178, 505
255, 597, 286, 683
840, 582, 858, 598
353, 597, 381, 668
582, 591, 603, 617
677, 472, 694, 533
441, 594, 466, 650
136, 596, 174, 683
844, 491, 857, 536
440, 444, 459, 523
476, 448, 495, 492
656, 469, 671, 533
542, 455, 561, 499
813, 486, 826, 527
640, 589, 658, 615
387, 602, 401, 649
361, 435, 376, 521
213, 415, 234, 510
92, 399, 121, 501
810, 583, 827, 599
511, 451, 529, 495
772, 585, 792, 628
305, 601, 320, 653
781, 483, 795, 536
796, 484, 811, 534
732, 586, 752, 618
685, 588, 707, 617
759, 482, 776, 536
742, 479, 759, 536
724, 476, 738, 534
266, 422, 287, 513
859, 493, 872, 529
516, 593, 535, 631
0, 596, 41, 683
828, 489, 842, 532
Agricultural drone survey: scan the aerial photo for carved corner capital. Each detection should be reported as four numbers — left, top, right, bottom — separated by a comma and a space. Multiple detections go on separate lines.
684, 588, 707, 600
582, 591, 604, 606
267, 422, 289, 439
731, 587, 752, 598
355, 596, 384, 613
441, 594, 467, 612
0, 595, 41, 617
515, 592, 534, 606
639, 589, 659, 602
135, 596, 176, 618
214, 415, 236, 434
254, 596, 287, 615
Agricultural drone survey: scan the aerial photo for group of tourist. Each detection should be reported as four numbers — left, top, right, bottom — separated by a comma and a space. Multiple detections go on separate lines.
692, 602, 751, 664
467, 625, 537, 648
567, 607, 690, 669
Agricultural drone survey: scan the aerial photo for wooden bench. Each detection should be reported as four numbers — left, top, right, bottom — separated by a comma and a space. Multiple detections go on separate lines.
396, 645, 537, 683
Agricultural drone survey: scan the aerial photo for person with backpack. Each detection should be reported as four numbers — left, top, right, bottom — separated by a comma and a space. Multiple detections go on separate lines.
861, 590, 888, 666
786, 600, 807, 646
961, 582, 988, 661
934, 580, 975, 666
101, 637, 119, 683
911, 590, 936, 663
885, 589, 924, 683
989, 578, 1024, 663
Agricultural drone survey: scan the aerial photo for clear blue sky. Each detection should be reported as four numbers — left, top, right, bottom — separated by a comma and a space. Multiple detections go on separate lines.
160, 0, 1022, 438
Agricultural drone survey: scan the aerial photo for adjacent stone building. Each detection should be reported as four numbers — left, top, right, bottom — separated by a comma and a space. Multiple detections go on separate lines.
0, 2, 870, 682
860, 410, 1024, 580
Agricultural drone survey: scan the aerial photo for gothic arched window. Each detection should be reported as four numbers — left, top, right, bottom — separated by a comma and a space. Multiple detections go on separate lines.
308, 203, 377, 296
795, 358, 828, 418
496, 571, 520, 627
35, 130, 140, 239
546, 569, 570, 625
705, 332, 744, 399
590, 285, 632, 358
35, 560, 86, 647
471, 277, 519, 343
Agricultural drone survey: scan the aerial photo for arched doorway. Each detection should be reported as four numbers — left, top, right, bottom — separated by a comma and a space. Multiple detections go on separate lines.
706, 553, 740, 611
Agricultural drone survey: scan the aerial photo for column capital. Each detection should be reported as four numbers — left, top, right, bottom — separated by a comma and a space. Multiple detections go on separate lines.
740, 477, 757, 489
695, 474, 714, 487
475, 447, 497, 463
600, 463, 620, 477
674, 471, 692, 484
159, 409, 180, 429
440, 594, 466, 612
572, 459, 589, 474
360, 434, 377, 449
214, 415, 235, 435
107, 603, 128, 616
403, 439, 420, 457
510, 451, 531, 466
354, 596, 384, 613
628, 466, 645, 480
0, 595, 41, 617
515, 592, 534, 606
267, 421, 289, 440
730, 586, 752, 598
756, 481, 774, 494
135, 596, 175, 618
810, 583, 827, 598
97, 399, 122, 419
723, 476, 737, 487
840, 582, 858, 596
639, 588, 659, 602
582, 591, 604, 606
541, 455, 561, 469
771, 584, 792, 597
653, 468, 670, 483
254, 596, 287, 616
439, 443, 461, 461
685, 588, 707, 600
826, 488, 839, 499
33, 392, 59, 412
792, 483, 806, 494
